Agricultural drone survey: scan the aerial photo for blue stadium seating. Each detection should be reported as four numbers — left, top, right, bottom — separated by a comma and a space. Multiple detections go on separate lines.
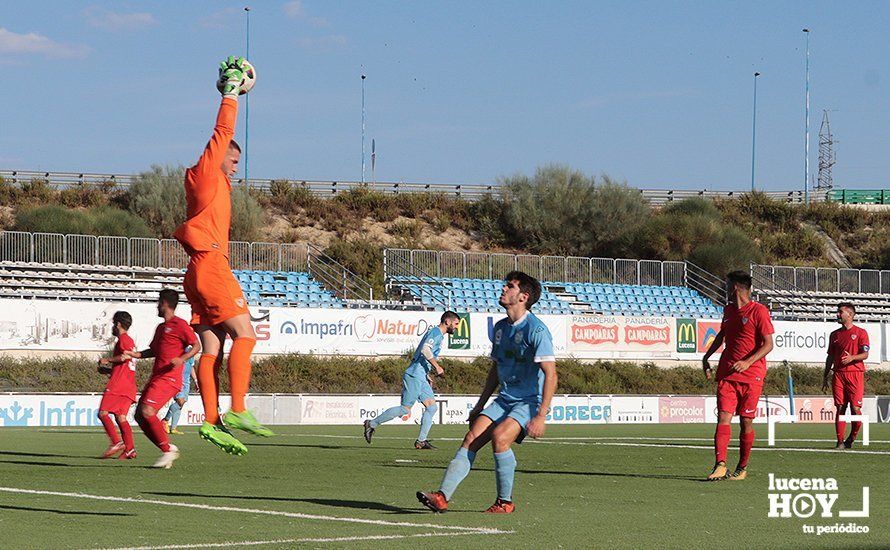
392, 277, 721, 317
233, 270, 344, 308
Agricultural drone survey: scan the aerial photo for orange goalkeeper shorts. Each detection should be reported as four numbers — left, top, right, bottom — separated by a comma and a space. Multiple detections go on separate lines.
183, 251, 249, 327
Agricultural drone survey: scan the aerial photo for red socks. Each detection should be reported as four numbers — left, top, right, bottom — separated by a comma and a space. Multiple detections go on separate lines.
739, 431, 755, 468
99, 414, 120, 445
228, 338, 256, 413
197, 354, 220, 424
849, 421, 862, 442
136, 413, 170, 453
118, 418, 134, 451
714, 424, 731, 463
836, 419, 847, 443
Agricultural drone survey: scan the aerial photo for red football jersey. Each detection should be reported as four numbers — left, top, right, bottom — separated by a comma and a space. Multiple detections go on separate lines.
716, 301, 774, 385
104, 333, 137, 400
828, 325, 869, 373
149, 316, 197, 381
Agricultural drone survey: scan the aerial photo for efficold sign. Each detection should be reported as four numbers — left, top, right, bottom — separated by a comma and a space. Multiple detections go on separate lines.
676, 318, 696, 353
449, 313, 471, 350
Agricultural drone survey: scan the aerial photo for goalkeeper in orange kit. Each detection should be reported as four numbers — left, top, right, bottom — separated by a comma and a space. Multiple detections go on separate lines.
173, 56, 271, 455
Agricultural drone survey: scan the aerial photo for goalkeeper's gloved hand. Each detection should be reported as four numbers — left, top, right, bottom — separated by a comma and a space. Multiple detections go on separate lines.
218, 55, 247, 98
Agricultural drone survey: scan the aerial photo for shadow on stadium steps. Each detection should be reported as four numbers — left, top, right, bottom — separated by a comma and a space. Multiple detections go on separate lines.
382, 463, 708, 483
145, 491, 424, 515
0, 504, 134, 516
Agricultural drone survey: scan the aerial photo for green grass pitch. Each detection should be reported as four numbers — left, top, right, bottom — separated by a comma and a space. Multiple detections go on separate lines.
0, 423, 887, 549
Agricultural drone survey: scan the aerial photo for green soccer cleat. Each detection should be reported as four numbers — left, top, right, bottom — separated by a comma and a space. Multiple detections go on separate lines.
222, 410, 275, 437
198, 422, 248, 456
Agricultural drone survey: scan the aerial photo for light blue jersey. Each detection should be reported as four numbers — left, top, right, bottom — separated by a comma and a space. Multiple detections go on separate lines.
176, 346, 196, 399
490, 312, 555, 404
405, 326, 445, 378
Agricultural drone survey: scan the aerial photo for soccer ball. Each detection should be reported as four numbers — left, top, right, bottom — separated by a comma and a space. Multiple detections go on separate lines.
217, 59, 257, 96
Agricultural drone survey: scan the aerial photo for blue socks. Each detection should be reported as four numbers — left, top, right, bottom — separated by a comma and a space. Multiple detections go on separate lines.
418, 403, 437, 441
494, 449, 517, 501
439, 447, 477, 500
164, 401, 183, 429
371, 405, 408, 428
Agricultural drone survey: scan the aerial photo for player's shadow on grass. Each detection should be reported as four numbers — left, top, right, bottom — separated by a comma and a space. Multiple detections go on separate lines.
0, 504, 133, 517
145, 491, 423, 515
0, 458, 106, 469
249, 442, 408, 452
0, 449, 91, 460
384, 464, 707, 483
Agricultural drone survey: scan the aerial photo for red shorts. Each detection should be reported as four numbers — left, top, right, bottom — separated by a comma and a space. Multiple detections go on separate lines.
832, 370, 864, 408
138, 376, 180, 411
183, 251, 249, 327
98, 393, 134, 416
716, 379, 763, 418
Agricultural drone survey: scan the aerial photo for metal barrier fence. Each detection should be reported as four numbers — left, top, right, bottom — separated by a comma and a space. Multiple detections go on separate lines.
1, 170, 826, 206
384, 248, 687, 286
751, 263, 890, 294
0, 231, 309, 271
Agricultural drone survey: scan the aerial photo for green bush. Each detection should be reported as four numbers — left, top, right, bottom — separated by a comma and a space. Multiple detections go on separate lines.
128, 165, 187, 237
230, 185, 265, 242
13, 205, 153, 238
324, 237, 386, 296
496, 165, 650, 257
3, 354, 890, 395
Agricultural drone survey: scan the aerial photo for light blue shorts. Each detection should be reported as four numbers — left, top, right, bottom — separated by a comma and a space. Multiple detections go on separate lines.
175, 377, 191, 401
481, 397, 540, 444
401, 373, 434, 407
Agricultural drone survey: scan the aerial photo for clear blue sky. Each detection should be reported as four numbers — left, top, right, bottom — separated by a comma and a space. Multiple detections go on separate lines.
4, 1, 890, 191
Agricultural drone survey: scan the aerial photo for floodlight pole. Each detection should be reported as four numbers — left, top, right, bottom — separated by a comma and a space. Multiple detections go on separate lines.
244, 6, 251, 186
751, 72, 760, 193
361, 72, 367, 184
804, 28, 810, 205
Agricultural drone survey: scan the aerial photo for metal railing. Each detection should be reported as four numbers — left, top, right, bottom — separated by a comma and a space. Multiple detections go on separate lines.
1, 169, 827, 206
685, 262, 726, 306
382, 249, 453, 309
0, 230, 379, 306
306, 244, 374, 302
751, 263, 890, 294
383, 248, 688, 287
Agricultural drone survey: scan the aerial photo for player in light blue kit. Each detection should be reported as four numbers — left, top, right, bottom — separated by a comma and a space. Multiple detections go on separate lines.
364, 311, 461, 449
417, 271, 557, 514
163, 346, 198, 435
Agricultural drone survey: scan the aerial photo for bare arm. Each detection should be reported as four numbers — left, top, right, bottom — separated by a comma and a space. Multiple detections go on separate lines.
732, 334, 774, 372
822, 353, 833, 392
701, 330, 724, 379
468, 362, 500, 420
526, 361, 558, 439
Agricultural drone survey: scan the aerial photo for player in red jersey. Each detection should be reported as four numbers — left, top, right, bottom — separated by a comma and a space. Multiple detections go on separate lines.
822, 302, 870, 449
97, 311, 138, 459
125, 290, 200, 468
702, 270, 774, 481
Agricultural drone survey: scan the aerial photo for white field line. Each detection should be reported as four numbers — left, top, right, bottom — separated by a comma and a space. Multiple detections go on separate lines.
271, 432, 890, 455
95, 531, 494, 550
0, 487, 510, 535
274, 432, 890, 445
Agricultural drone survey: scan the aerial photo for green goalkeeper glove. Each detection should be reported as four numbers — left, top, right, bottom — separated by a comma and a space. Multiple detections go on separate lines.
218, 56, 247, 98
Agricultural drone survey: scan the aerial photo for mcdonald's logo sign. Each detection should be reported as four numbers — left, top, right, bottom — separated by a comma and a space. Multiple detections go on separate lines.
449, 313, 471, 349
676, 318, 696, 352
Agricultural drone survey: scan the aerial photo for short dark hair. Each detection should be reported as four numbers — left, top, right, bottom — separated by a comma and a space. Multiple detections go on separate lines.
158, 288, 179, 309
838, 302, 856, 313
505, 270, 542, 309
112, 311, 132, 330
441, 311, 459, 323
228, 139, 241, 153
726, 270, 752, 290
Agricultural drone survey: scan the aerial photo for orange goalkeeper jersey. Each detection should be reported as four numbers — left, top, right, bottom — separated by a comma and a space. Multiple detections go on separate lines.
173, 97, 238, 257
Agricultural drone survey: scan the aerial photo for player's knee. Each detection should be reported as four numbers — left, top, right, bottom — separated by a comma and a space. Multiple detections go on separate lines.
175, 398, 186, 407
97, 410, 108, 418
114, 414, 128, 423
462, 431, 477, 447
